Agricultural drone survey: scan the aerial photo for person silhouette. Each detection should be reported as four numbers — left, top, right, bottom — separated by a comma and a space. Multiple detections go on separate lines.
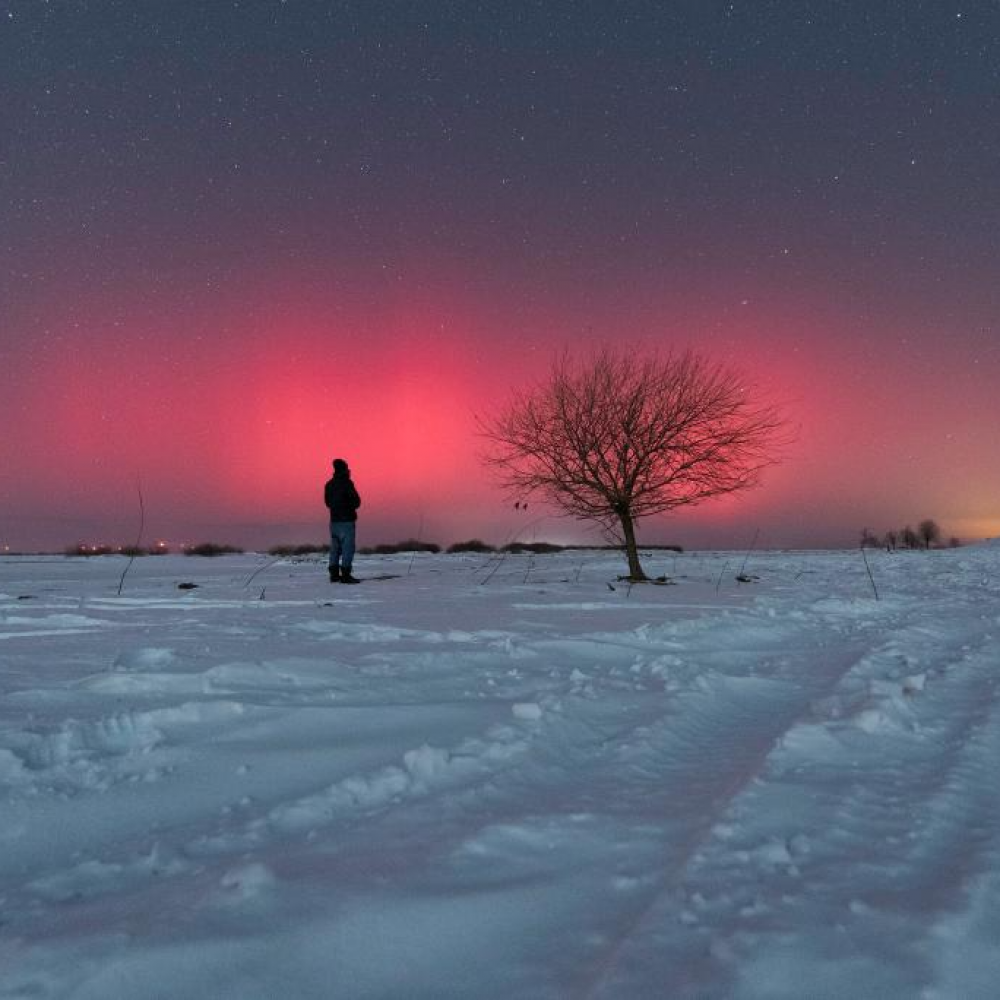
324, 458, 361, 583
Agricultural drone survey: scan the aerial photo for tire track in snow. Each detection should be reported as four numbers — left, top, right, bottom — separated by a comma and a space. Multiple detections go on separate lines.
573, 632, 877, 997
588, 614, 1000, 999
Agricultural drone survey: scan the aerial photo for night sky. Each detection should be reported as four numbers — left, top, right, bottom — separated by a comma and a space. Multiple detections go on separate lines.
2, 2, 999, 551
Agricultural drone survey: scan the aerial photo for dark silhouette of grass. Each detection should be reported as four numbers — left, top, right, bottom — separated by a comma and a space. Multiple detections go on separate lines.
359, 539, 442, 555
268, 543, 329, 556
563, 543, 684, 553
185, 543, 244, 557
447, 539, 497, 554
501, 542, 564, 554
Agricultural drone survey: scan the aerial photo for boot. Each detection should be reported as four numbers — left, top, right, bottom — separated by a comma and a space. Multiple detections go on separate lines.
340, 565, 359, 584
329, 565, 340, 583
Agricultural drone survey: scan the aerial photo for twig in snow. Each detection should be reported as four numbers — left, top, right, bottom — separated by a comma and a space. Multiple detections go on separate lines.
715, 559, 730, 594
860, 545, 880, 601
738, 527, 760, 579
245, 557, 281, 588
479, 512, 548, 585
407, 513, 424, 576
479, 549, 508, 585
117, 477, 145, 597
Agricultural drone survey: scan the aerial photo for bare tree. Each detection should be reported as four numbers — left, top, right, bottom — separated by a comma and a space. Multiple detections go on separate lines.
860, 527, 880, 549
883, 529, 898, 551
900, 525, 919, 549
480, 347, 786, 580
918, 518, 941, 550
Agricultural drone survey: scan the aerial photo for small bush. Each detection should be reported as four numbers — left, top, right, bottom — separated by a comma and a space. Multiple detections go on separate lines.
447, 539, 497, 554
358, 540, 442, 555
268, 543, 329, 556
563, 543, 684, 553
366, 538, 441, 556
501, 542, 565, 554
393, 539, 442, 554
185, 543, 244, 557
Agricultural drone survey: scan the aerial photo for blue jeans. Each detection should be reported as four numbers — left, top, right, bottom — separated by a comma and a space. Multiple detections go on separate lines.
329, 521, 356, 569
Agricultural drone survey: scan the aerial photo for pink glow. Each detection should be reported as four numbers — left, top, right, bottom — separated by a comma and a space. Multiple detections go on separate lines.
3, 286, 997, 551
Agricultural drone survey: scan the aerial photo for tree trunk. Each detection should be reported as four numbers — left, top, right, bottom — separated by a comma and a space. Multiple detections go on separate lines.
619, 511, 647, 581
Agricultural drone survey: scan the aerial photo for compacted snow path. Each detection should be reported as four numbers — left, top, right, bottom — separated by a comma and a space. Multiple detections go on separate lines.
1, 547, 999, 998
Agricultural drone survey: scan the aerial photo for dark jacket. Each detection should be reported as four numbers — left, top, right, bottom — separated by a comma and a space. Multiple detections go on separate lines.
324, 472, 361, 522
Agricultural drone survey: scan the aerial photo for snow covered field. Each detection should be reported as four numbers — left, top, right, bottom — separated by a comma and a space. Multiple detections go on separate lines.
2, 545, 999, 999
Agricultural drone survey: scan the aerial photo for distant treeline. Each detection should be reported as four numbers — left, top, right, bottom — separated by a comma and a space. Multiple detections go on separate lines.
278, 539, 683, 556
859, 519, 961, 550
60, 539, 684, 557
65, 542, 245, 557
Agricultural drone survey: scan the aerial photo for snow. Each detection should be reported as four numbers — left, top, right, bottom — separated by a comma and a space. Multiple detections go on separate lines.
1, 546, 999, 998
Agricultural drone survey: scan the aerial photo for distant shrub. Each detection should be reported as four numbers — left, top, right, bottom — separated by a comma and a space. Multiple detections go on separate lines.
185, 543, 244, 557
393, 539, 441, 554
859, 528, 880, 549
918, 519, 942, 550
268, 543, 329, 556
501, 542, 565, 554
562, 543, 683, 553
447, 539, 497, 554
359, 539, 442, 555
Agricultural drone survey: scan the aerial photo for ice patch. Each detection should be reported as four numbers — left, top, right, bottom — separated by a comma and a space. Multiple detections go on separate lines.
512, 702, 543, 721
748, 838, 796, 871
81, 672, 207, 696
145, 699, 246, 727
220, 862, 276, 900
403, 744, 452, 782
779, 722, 849, 759
15, 712, 164, 770
1, 613, 108, 628
111, 647, 176, 672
